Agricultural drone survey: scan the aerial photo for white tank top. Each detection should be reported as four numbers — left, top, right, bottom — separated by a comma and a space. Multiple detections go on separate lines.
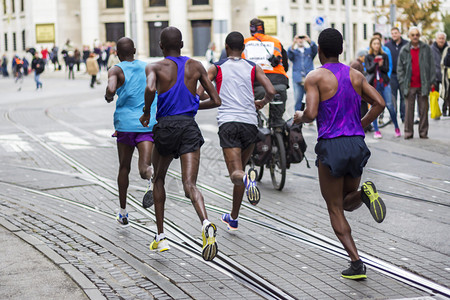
215, 57, 257, 126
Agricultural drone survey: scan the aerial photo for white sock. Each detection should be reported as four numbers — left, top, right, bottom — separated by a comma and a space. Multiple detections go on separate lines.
202, 219, 210, 226
156, 233, 166, 241
120, 208, 127, 216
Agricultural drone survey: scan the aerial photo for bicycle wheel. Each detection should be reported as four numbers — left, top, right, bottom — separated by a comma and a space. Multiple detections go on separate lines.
270, 132, 286, 190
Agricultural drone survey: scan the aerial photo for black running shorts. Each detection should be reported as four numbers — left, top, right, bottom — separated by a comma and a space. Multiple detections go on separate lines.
315, 135, 371, 178
218, 122, 258, 149
153, 115, 204, 159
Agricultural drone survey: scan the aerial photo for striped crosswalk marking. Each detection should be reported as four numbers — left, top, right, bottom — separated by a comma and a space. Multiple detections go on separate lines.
0, 134, 33, 152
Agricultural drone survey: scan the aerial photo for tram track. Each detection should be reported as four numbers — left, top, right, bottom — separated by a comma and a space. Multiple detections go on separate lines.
6, 106, 450, 298
5, 109, 297, 300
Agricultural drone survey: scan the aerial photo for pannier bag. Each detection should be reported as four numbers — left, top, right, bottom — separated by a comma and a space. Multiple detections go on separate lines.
284, 118, 307, 165
252, 127, 272, 166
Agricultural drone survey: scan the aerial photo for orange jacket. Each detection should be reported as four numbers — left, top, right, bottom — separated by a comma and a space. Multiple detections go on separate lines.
242, 33, 288, 78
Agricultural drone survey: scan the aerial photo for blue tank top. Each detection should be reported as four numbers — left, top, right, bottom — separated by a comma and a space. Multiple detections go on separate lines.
316, 63, 365, 140
115, 60, 157, 132
156, 56, 200, 120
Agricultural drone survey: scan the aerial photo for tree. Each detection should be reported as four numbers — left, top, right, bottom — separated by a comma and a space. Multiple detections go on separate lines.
443, 13, 450, 38
391, 0, 440, 35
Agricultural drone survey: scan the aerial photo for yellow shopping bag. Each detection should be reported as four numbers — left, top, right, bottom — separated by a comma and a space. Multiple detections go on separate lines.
430, 90, 441, 119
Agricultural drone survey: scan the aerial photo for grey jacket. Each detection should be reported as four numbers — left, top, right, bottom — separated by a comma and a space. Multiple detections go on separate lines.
397, 41, 436, 97
431, 41, 448, 83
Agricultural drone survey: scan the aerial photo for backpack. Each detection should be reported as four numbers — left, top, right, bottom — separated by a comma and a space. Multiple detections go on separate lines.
252, 127, 272, 166
284, 118, 307, 167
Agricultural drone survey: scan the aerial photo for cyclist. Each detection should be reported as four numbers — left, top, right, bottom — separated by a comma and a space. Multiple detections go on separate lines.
198, 31, 275, 230
242, 18, 289, 128
294, 28, 386, 279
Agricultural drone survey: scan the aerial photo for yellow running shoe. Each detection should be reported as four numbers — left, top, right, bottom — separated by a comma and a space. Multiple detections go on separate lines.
361, 181, 386, 223
245, 168, 260, 206
149, 237, 170, 252
202, 222, 218, 261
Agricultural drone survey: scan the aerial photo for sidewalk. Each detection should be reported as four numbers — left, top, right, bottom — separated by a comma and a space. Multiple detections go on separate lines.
0, 217, 99, 300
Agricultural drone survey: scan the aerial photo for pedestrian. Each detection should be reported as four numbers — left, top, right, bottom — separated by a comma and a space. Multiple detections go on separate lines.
107, 48, 120, 70
205, 42, 215, 66
139, 26, 221, 261
104, 37, 157, 227
31, 53, 45, 90
74, 48, 81, 72
82, 45, 90, 68
41, 47, 49, 64
386, 27, 408, 122
86, 53, 99, 88
365, 36, 401, 138
350, 48, 372, 132
294, 28, 386, 279
288, 34, 317, 111
372, 32, 393, 126
431, 32, 448, 92
1, 54, 8, 77
22, 57, 29, 76
441, 44, 450, 116
51, 44, 60, 70
198, 31, 275, 230
397, 27, 436, 139
243, 18, 289, 128
67, 51, 76, 79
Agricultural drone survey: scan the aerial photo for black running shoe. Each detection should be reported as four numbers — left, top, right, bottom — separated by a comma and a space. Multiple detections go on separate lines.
143, 180, 154, 208
361, 181, 386, 223
341, 261, 367, 280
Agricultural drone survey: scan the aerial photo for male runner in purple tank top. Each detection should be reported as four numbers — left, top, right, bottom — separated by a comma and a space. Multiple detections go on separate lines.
139, 27, 221, 261
294, 28, 386, 279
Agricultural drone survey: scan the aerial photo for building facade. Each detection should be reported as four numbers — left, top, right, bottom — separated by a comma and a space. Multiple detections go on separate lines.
1, 0, 388, 62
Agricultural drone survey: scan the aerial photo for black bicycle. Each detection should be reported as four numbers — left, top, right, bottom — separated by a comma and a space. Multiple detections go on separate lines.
250, 100, 287, 191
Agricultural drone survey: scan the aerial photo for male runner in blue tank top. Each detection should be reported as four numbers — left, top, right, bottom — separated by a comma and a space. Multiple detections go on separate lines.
197, 31, 276, 231
294, 29, 386, 279
105, 37, 157, 227
139, 27, 221, 261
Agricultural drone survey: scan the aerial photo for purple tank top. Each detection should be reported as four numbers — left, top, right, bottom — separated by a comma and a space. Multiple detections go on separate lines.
156, 56, 200, 120
316, 63, 365, 140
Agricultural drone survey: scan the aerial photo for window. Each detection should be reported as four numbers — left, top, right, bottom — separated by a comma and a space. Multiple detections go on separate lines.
305, 0, 309, 4
342, 24, 345, 39
353, 0, 356, 5
13, 32, 16, 51
363, 23, 367, 39
292, 23, 297, 38
149, 0, 166, 6
342, 0, 345, 5
105, 22, 125, 42
192, 0, 209, 4
20, 0, 24, 11
4, 33, 8, 51
373, 0, 376, 6
330, 0, 334, 4
3, 0, 6, 14
381, 0, 384, 6
106, 0, 123, 8
306, 23, 311, 37
318, 0, 322, 4
22, 30, 25, 50
11, 0, 15, 12
363, 0, 366, 5
331, 23, 335, 28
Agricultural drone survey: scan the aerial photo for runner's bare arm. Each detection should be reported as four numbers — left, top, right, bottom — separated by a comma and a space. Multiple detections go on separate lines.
198, 62, 221, 109
140, 63, 158, 127
105, 66, 120, 103
254, 65, 276, 110
358, 70, 385, 129
197, 65, 218, 100
294, 71, 320, 124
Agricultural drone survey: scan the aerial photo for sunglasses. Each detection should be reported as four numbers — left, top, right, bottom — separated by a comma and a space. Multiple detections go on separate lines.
410, 33, 420, 37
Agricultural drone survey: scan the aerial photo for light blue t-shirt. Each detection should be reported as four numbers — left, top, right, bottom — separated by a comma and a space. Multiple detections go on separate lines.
114, 60, 157, 132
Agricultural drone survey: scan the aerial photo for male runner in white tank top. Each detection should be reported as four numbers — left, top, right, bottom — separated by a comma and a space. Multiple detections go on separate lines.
198, 31, 276, 230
